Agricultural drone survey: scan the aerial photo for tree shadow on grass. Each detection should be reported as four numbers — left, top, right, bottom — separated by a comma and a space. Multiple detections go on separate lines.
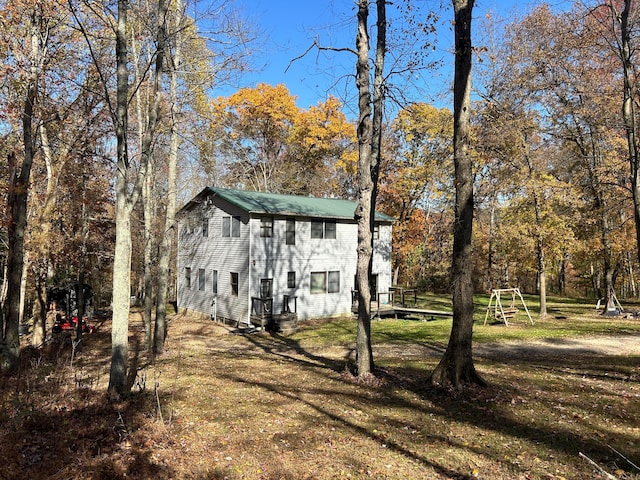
217, 329, 640, 478
238, 329, 350, 373
216, 370, 481, 480
383, 355, 640, 476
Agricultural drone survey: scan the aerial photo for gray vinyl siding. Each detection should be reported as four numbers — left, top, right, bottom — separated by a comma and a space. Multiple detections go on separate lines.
249, 216, 392, 320
177, 200, 250, 323
249, 216, 358, 320
177, 189, 393, 323
373, 224, 393, 303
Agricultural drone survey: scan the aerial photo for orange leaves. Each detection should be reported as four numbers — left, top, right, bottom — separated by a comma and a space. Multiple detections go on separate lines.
215, 83, 298, 137
209, 83, 355, 195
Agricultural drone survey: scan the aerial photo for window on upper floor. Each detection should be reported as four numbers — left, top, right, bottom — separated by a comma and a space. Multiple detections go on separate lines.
373, 224, 380, 240
222, 216, 241, 237
286, 219, 295, 245
311, 220, 323, 239
186, 217, 196, 234
185, 267, 192, 289
325, 221, 336, 239
261, 217, 274, 238
287, 271, 296, 289
212, 270, 218, 295
311, 219, 336, 239
202, 217, 209, 237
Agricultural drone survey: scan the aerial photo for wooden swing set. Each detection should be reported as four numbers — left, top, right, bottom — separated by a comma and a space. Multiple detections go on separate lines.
483, 288, 534, 326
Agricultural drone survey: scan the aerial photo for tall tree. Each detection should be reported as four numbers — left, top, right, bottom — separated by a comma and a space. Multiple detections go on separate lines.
380, 104, 453, 286
107, 0, 167, 399
129, 0, 169, 351
154, 0, 185, 356
351, 0, 387, 377
107, 0, 135, 400
28, 76, 106, 346
431, 0, 485, 389
485, 4, 628, 308
1, 1, 51, 371
603, 1, 640, 284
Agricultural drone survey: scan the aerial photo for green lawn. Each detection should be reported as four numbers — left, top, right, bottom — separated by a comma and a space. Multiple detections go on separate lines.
292, 292, 640, 347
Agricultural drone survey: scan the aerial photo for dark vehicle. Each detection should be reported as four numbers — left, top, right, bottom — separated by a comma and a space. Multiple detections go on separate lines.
52, 314, 93, 334
47, 283, 94, 334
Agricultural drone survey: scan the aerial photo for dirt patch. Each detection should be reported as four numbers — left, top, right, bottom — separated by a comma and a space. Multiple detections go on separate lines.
475, 335, 640, 359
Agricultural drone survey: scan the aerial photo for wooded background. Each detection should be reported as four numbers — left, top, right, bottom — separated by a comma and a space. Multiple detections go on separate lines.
1, 1, 639, 387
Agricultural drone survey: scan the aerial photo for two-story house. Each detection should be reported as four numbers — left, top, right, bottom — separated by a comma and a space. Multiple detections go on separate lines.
176, 187, 393, 327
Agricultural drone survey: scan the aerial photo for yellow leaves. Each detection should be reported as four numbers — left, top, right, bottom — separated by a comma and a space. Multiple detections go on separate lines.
289, 95, 356, 160
209, 84, 355, 194
228, 83, 297, 127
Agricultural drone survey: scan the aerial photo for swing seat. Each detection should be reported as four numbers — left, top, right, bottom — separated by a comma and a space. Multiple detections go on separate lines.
497, 307, 518, 319
483, 288, 534, 326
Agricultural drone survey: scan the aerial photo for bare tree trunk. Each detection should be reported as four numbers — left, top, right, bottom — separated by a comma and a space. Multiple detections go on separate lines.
488, 198, 496, 291
615, 1, 640, 270
533, 190, 547, 317
131, 20, 154, 351
76, 191, 89, 341
143, 161, 154, 350
76, 273, 85, 340
3, 49, 38, 371
108, 0, 133, 400
108, 0, 167, 399
431, 0, 485, 389
32, 270, 47, 347
558, 249, 567, 295
354, 0, 374, 377
154, 0, 185, 356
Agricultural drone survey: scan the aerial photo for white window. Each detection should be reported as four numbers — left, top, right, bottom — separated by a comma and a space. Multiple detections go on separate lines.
212, 270, 218, 295
223, 216, 241, 237
230, 272, 239, 296
325, 221, 336, 239
311, 221, 324, 239
198, 268, 206, 291
310, 271, 340, 294
260, 278, 273, 298
185, 267, 192, 289
310, 272, 326, 294
311, 220, 336, 239
261, 217, 273, 238
286, 219, 295, 245
328, 271, 340, 293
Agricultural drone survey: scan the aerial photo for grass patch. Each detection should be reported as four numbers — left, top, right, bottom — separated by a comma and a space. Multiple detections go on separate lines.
2, 301, 640, 479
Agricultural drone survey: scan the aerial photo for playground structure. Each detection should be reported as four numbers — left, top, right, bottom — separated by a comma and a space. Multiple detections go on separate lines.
596, 288, 624, 316
484, 288, 533, 326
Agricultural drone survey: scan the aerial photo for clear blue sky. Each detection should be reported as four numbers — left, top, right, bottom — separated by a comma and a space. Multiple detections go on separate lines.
215, 0, 571, 114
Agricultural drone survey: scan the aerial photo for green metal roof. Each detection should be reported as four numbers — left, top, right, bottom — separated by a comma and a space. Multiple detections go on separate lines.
186, 187, 394, 222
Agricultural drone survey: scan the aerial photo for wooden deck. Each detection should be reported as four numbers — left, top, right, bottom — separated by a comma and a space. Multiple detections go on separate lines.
355, 302, 453, 321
